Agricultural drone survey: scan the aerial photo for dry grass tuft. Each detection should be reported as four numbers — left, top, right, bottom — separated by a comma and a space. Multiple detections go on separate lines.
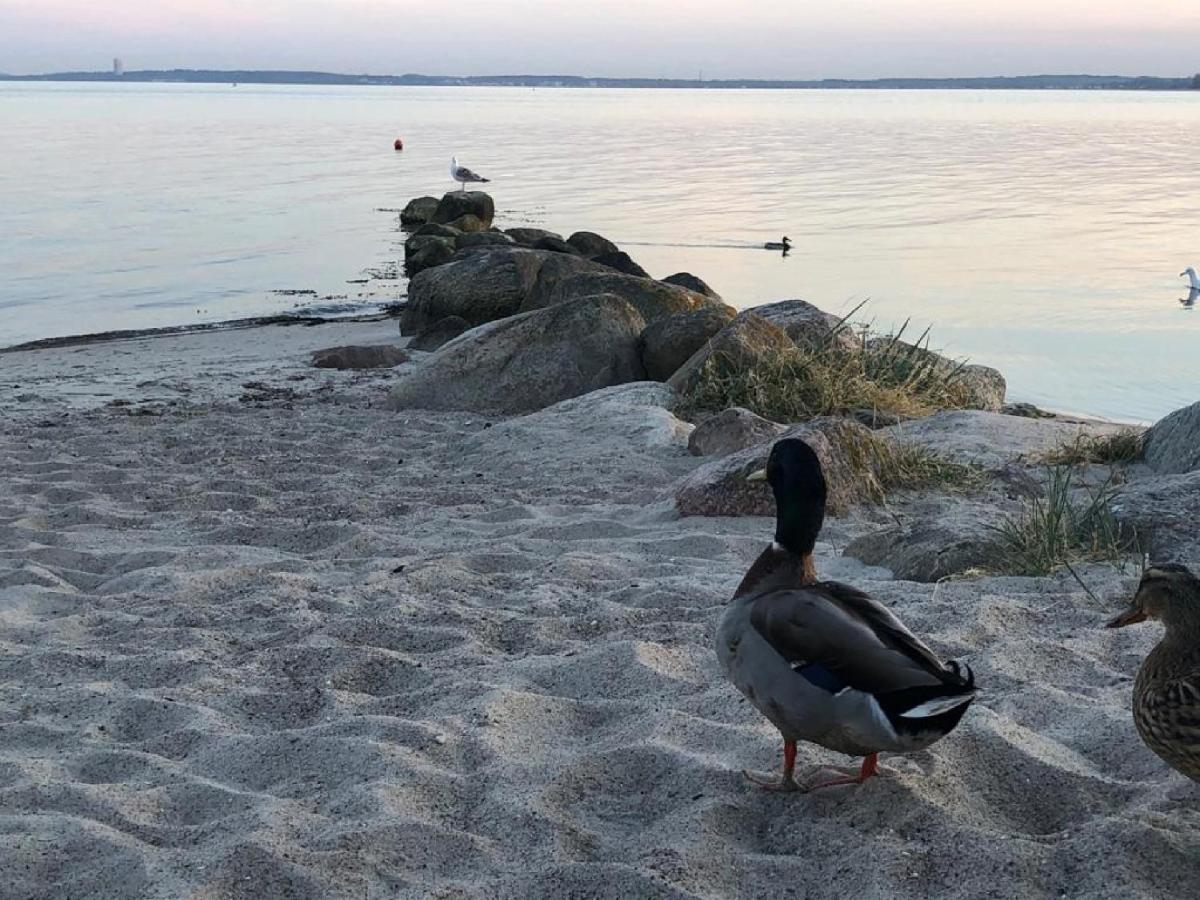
1039, 429, 1145, 466
827, 428, 986, 504
683, 315, 976, 424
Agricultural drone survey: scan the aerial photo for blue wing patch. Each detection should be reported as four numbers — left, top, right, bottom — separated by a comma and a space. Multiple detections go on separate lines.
792, 661, 847, 694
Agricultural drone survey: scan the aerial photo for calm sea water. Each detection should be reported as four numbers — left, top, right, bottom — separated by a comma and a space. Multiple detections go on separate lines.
1, 82, 1197, 421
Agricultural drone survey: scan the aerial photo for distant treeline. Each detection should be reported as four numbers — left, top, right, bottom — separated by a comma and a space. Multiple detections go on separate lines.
3, 70, 1199, 91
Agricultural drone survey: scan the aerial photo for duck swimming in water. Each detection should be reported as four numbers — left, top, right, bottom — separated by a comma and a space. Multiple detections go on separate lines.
715, 438, 978, 792
764, 236, 792, 252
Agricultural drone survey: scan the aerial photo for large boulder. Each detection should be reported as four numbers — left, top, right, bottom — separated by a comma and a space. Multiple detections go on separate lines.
957, 364, 1007, 412
667, 311, 793, 395
593, 251, 650, 278
750, 299, 856, 353
310, 345, 409, 370
456, 231, 516, 251
675, 417, 880, 517
1114, 470, 1200, 564
400, 196, 439, 230
522, 269, 720, 325
662, 272, 720, 300
407, 315, 470, 352
882, 411, 1130, 469
400, 248, 552, 335
388, 294, 648, 415
411, 223, 460, 239
638, 305, 736, 382
688, 407, 786, 457
403, 235, 456, 275
843, 513, 1007, 582
533, 236, 582, 256
506, 227, 562, 247
445, 214, 488, 233
431, 191, 494, 229
1143, 401, 1200, 474
567, 231, 619, 258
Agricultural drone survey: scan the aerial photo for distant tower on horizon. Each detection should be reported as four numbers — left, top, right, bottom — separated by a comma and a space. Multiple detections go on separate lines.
113, 58, 124, 77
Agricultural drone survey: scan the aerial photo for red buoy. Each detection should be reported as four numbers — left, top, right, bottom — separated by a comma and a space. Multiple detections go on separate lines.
393, 138, 404, 151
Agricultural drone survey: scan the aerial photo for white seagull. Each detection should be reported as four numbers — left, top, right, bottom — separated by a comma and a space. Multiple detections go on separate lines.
1181, 266, 1200, 291
450, 156, 490, 192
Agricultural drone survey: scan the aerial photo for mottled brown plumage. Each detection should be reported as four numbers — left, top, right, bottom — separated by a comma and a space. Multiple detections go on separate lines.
1107, 564, 1200, 783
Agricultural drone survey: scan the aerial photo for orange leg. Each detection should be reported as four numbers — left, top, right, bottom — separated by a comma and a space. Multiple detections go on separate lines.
804, 752, 880, 792
743, 740, 801, 792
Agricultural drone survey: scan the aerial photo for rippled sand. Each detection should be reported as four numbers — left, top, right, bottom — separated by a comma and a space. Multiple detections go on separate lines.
1, 321, 1196, 898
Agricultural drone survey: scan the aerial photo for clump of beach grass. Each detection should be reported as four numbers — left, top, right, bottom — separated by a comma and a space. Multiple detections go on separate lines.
1038, 429, 1145, 466
992, 465, 1141, 575
683, 315, 977, 424
828, 428, 987, 505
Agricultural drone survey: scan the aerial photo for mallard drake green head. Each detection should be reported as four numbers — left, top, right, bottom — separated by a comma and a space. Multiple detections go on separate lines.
748, 438, 826, 579
1107, 564, 1200, 631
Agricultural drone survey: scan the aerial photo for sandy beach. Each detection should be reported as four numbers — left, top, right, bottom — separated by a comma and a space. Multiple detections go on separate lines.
1, 318, 1198, 899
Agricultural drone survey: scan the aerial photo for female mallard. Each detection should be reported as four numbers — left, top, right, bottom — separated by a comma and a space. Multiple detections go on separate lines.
1106, 564, 1200, 783
715, 438, 977, 792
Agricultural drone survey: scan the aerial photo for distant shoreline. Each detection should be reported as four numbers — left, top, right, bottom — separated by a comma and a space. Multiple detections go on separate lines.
3, 69, 1199, 91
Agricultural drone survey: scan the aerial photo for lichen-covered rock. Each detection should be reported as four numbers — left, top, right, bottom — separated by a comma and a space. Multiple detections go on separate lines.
431, 191, 494, 229
310, 345, 409, 370
567, 231, 619, 258
750, 298, 856, 353
593, 251, 650, 278
674, 417, 880, 517
688, 407, 786, 457
958, 364, 1007, 412
638, 306, 736, 382
445, 214, 488, 233
388, 294, 648, 415
400, 196, 439, 229
407, 315, 470, 352
1143, 400, 1200, 474
667, 311, 793, 395
662, 272, 720, 300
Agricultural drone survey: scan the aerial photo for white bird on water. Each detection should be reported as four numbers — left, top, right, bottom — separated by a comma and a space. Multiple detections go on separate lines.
1182, 266, 1200, 291
450, 156, 490, 192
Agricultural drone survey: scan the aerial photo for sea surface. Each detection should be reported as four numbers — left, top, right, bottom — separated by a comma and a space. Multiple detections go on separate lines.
1, 82, 1197, 421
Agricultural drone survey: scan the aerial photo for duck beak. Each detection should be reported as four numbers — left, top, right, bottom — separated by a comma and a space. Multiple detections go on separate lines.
746, 468, 768, 483
1106, 604, 1148, 628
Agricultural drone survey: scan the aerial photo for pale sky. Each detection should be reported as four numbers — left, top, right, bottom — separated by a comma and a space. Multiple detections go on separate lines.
1, 0, 1198, 78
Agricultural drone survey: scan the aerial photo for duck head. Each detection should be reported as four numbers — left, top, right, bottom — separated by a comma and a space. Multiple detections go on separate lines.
747, 438, 827, 561
782, 236, 792, 250
1107, 563, 1200, 630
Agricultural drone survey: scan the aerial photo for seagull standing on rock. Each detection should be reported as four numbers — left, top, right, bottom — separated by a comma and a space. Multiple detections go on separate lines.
451, 156, 490, 193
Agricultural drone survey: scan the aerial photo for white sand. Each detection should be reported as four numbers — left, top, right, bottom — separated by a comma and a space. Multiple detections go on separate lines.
1, 321, 1197, 899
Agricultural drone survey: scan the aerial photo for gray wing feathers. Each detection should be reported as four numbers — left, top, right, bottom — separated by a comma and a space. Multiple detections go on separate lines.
748, 583, 957, 695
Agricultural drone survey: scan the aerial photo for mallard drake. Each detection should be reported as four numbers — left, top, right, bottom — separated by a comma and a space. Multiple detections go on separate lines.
715, 438, 977, 792
1106, 564, 1200, 783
